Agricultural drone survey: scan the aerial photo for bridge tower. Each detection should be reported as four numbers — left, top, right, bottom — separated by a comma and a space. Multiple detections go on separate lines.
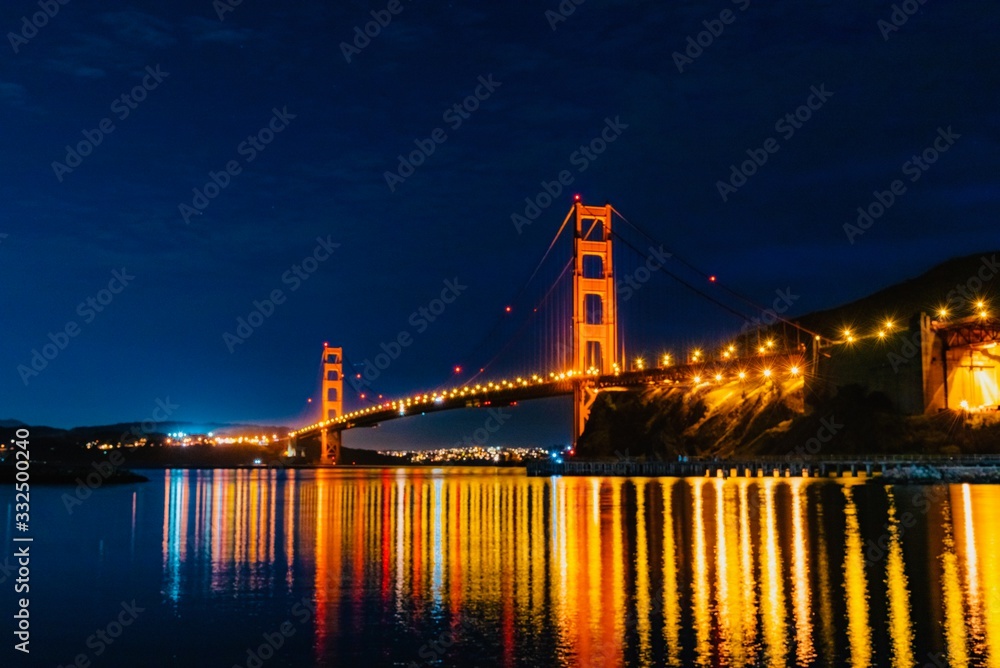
571, 202, 618, 446
320, 344, 343, 464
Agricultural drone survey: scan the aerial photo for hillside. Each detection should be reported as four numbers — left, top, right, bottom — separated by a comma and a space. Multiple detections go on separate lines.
794, 251, 998, 337
579, 251, 1000, 458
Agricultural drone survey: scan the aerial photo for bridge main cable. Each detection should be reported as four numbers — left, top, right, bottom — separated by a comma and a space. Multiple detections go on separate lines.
609, 205, 824, 340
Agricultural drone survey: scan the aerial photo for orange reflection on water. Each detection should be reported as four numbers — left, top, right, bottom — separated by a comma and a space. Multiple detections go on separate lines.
790, 480, 815, 666
939, 492, 969, 666
737, 480, 759, 666
842, 484, 872, 667
760, 479, 788, 667
691, 478, 712, 667
634, 480, 652, 666
157, 468, 1000, 667
660, 479, 681, 666
884, 488, 914, 668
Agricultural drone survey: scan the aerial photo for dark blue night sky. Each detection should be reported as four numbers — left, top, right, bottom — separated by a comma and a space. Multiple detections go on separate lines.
2, 1, 997, 445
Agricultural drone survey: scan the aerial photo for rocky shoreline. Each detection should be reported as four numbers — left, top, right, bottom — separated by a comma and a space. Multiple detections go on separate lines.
878, 465, 1000, 484
0, 463, 149, 485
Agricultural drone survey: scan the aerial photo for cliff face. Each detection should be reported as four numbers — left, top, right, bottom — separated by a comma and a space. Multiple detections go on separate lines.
576, 378, 1000, 458
577, 377, 804, 459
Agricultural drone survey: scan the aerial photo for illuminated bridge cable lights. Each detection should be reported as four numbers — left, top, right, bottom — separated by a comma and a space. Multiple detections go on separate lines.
291, 354, 810, 437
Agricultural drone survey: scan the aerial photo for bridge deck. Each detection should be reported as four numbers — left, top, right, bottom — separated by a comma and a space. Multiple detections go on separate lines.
292, 353, 806, 439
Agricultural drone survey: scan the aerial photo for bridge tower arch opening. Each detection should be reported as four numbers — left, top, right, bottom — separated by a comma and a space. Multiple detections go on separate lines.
321, 344, 343, 464
571, 202, 619, 446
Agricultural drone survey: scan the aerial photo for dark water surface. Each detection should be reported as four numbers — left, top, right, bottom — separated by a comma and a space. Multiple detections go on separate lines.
4, 467, 1000, 667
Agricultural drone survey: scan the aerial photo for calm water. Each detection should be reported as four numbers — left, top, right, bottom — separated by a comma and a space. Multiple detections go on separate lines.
4, 468, 1000, 667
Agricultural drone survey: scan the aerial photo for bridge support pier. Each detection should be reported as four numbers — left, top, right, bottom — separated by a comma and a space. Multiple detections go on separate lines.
320, 428, 342, 465
573, 381, 600, 449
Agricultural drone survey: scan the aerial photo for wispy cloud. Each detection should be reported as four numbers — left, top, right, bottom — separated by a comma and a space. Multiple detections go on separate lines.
100, 10, 176, 49
184, 17, 258, 45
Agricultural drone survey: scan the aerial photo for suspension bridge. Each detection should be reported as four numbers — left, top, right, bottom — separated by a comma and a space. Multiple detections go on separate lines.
290, 200, 814, 464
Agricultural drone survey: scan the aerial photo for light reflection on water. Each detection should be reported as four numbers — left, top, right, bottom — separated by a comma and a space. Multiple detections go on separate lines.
145, 469, 1000, 665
